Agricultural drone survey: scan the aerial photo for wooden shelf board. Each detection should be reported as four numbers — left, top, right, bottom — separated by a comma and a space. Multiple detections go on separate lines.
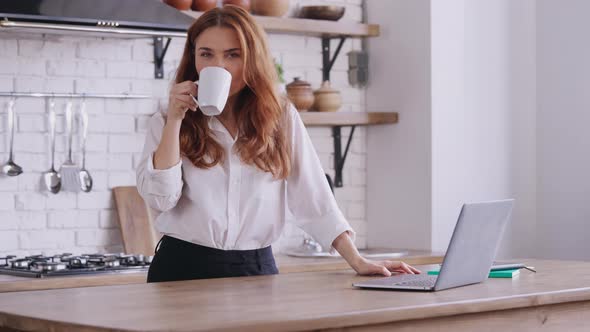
182, 11, 379, 38
300, 112, 398, 126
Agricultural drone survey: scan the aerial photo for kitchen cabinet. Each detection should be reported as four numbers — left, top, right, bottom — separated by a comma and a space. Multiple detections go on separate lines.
0, 259, 588, 331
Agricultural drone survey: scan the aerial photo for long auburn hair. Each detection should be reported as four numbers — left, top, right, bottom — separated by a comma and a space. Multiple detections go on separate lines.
175, 5, 291, 179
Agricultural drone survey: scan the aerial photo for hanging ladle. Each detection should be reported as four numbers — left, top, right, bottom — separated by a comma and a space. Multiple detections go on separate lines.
42, 98, 61, 194
78, 98, 93, 192
1, 98, 23, 177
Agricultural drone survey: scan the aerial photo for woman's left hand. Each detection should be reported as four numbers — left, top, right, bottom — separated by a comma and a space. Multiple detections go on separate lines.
353, 257, 422, 277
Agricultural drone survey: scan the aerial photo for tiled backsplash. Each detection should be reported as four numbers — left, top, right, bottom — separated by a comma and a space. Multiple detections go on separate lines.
0, 0, 368, 256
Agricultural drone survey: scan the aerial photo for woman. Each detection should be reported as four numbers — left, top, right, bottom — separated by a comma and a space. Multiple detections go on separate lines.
137, 5, 420, 283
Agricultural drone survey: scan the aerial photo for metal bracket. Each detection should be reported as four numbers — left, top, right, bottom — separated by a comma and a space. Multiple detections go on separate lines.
325, 125, 357, 192
153, 37, 172, 79
333, 125, 356, 188
321, 36, 354, 192
322, 36, 347, 82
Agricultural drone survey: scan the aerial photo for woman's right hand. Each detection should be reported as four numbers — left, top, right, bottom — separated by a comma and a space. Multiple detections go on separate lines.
167, 81, 199, 122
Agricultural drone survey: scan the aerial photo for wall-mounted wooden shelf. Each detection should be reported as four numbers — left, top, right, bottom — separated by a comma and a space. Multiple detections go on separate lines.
182, 11, 380, 38
299, 112, 398, 190
300, 112, 398, 126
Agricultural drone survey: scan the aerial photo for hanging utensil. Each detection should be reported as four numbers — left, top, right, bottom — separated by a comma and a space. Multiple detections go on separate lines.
78, 99, 93, 192
1, 98, 23, 177
59, 99, 81, 191
42, 98, 61, 194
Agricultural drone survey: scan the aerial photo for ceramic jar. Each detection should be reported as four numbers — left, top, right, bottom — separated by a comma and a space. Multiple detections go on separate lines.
222, 0, 251, 11
251, 0, 289, 17
286, 77, 314, 112
313, 81, 342, 112
164, 0, 192, 11
191, 0, 217, 11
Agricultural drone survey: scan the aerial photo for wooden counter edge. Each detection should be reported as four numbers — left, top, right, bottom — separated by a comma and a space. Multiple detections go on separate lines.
233, 289, 590, 332
277, 254, 444, 273
0, 254, 444, 293
1, 276, 590, 332
0, 273, 147, 293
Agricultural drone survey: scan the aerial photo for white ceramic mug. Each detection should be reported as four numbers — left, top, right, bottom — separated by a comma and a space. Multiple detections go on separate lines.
191, 66, 232, 116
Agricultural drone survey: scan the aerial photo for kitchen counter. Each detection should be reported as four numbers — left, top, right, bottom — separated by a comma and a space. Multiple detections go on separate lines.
0, 250, 443, 293
0, 259, 588, 331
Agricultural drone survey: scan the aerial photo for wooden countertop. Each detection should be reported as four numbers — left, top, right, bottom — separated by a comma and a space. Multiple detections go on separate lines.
0, 259, 589, 332
0, 250, 443, 293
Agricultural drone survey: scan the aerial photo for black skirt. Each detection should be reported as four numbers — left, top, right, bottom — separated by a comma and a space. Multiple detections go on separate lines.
147, 235, 279, 283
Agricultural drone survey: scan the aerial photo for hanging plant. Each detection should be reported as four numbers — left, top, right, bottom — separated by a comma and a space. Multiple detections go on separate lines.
274, 59, 285, 83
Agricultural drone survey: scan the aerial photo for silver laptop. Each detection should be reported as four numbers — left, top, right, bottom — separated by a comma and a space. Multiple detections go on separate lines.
352, 199, 514, 291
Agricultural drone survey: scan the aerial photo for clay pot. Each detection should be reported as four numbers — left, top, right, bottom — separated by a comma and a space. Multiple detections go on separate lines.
286, 77, 314, 112
191, 0, 217, 11
313, 81, 342, 112
163, 0, 192, 11
222, 0, 251, 11
251, 0, 289, 17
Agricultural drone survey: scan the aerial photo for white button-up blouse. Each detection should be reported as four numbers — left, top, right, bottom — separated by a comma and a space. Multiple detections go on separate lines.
136, 104, 354, 252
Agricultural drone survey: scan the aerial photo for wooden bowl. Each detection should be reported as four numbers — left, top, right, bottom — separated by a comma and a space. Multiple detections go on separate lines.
191, 0, 217, 11
251, 0, 290, 17
164, 0, 193, 11
222, 0, 251, 11
299, 5, 345, 21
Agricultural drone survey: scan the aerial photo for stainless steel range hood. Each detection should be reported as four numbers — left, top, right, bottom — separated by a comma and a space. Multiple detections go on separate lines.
0, 0, 193, 38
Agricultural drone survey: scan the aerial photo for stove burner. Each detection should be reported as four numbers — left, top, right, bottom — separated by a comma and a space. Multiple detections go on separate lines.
0, 253, 153, 278
104, 259, 120, 268
30, 261, 68, 273
0, 255, 16, 267
60, 256, 89, 267
11, 259, 32, 269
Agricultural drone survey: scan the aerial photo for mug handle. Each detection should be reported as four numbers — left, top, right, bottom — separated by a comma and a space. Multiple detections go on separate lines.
190, 94, 199, 106
190, 81, 200, 106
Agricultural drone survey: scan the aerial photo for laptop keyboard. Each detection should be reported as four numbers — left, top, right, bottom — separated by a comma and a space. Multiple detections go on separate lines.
392, 274, 438, 287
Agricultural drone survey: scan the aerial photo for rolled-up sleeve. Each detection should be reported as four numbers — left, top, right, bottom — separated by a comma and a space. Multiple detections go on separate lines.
286, 105, 355, 253
135, 112, 183, 212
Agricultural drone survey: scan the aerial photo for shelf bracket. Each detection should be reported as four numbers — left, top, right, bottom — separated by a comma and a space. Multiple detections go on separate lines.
325, 125, 356, 192
153, 37, 172, 79
321, 36, 350, 192
322, 36, 347, 82
321, 36, 353, 191
333, 125, 356, 188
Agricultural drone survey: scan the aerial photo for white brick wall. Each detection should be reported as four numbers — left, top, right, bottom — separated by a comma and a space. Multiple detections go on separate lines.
46, 193, 78, 210
0, 193, 14, 210
0, 177, 17, 192
48, 210, 99, 229
0, 0, 368, 256
99, 210, 119, 229
19, 230, 76, 250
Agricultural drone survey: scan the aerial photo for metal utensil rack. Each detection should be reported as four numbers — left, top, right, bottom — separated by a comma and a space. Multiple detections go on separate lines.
0, 91, 151, 194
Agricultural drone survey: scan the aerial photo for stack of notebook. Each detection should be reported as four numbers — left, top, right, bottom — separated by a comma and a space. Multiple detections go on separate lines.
428, 262, 533, 279
428, 269, 520, 278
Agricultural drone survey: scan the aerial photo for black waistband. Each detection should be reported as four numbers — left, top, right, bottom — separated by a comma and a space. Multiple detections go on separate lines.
158, 235, 275, 264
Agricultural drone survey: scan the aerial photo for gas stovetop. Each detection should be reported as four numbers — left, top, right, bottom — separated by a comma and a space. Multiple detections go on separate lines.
0, 253, 153, 278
